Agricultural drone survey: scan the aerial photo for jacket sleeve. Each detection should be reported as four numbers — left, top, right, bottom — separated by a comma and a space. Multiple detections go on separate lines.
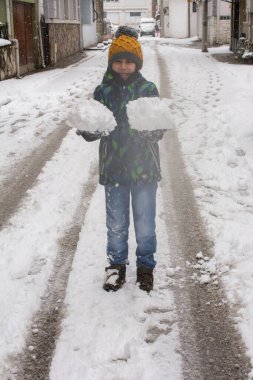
147, 82, 160, 98
93, 85, 106, 104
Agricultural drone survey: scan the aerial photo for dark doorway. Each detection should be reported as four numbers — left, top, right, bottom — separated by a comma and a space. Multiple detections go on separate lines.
13, 1, 35, 74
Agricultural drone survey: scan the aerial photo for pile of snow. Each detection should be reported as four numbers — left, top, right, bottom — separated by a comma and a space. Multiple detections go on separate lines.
242, 50, 253, 59
67, 98, 116, 134
127, 97, 174, 131
187, 252, 218, 286
0, 38, 11, 47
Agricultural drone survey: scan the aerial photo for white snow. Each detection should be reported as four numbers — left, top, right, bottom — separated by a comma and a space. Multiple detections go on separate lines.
0, 38, 11, 47
67, 97, 116, 133
127, 97, 174, 131
0, 39, 253, 378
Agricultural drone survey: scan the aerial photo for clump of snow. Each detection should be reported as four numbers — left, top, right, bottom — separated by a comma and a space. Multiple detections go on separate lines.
166, 267, 175, 277
0, 38, 11, 47
188, 254, 218, 285
196, 251, 203, 260
67, 98, 116, 133
127, 97, 174, 131
242, 50, 253, 59
199, 274, 211, 284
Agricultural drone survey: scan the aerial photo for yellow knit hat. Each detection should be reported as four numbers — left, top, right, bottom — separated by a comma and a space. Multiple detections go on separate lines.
108, 27, 143, 70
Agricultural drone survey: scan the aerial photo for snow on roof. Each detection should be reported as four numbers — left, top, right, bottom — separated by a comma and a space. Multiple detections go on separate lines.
0, 38, 11, 47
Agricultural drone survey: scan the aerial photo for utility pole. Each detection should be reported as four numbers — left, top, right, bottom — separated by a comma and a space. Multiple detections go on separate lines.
160, 0, 164, 37
202, 0, 208, 52
188, 0, 191, 38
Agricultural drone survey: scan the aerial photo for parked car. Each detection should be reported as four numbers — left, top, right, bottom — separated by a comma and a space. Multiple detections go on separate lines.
139, 18, 156, 37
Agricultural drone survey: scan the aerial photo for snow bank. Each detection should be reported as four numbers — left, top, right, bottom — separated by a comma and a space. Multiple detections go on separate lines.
0, 38, 11, 47
67, 98, 116, 133
127, 97, 174, 131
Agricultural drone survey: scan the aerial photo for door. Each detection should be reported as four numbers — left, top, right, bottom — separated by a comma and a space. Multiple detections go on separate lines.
13, 1, 35, 74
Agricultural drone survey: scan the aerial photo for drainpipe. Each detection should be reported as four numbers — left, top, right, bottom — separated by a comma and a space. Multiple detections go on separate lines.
6, 0, 12, 38
160, 0, 164, 37
37, 2, 46, 68
79, 3, 83, 51
188, 0, 191, 38
10, 39, 22, 79
216, 0, 220, 44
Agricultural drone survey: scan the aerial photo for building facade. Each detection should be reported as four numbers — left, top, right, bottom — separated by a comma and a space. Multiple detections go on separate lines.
197, 0, 231, 45
42, 0, 81, 65
103, 0, 153, 29
161, 0, 197, 38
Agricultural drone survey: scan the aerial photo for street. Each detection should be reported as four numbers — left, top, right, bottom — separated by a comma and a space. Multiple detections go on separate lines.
0, 37, 252, 379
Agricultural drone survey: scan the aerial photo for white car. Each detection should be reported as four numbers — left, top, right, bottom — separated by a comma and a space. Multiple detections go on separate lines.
139, 18, 156, 37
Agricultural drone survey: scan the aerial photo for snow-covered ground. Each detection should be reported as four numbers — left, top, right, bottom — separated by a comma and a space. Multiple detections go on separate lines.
160, 43, 253, 368
0, 38, 11, 47
0, 38, 252, 378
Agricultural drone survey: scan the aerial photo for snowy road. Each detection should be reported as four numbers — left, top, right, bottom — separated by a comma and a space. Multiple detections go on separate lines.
0, 38, 253, 379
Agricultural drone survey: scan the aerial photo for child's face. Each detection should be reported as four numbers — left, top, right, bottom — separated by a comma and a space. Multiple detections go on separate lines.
112, 58, 137, 80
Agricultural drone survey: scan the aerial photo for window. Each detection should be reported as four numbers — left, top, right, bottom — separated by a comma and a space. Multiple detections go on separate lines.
64, 0, 69, 19
193, 2, 197, 13
56, 0, 60, 18
220, 16, 230, 20
130, 12, 141, 17
73, 0, 77, 19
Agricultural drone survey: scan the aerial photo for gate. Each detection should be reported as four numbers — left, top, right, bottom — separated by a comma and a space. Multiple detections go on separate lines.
13, 1, 35, 74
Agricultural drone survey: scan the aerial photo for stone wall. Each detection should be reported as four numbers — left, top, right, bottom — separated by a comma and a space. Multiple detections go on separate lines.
0, 44, 16, 81
208, 16, 230, 45
48, 23, 81, 65
217, 19, 231, 44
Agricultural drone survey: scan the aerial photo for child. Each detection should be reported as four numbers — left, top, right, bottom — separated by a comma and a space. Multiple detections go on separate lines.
77, 26, 165, 292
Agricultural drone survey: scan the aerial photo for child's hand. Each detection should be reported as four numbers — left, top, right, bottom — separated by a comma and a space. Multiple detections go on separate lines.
76, 129, 104, 142
76, 129, 82, 136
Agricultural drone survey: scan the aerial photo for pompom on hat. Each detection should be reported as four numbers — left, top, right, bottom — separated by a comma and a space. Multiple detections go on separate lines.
114, 25, 139, 39
108, 26, 143, 70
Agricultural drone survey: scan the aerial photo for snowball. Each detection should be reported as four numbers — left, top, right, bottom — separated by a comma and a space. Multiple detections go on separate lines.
67, 98, 116, 133
126, 97, 174, 131
196, 251, 203, 260
166, 267, 175, 277
199, 274, 210, 284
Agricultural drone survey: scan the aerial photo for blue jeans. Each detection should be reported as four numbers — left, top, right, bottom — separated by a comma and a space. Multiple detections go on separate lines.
105, 182, 157, 269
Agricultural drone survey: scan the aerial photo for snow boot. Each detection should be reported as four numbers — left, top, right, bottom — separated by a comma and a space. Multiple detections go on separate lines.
103, 264, 126, 292
137, 266, 154, 293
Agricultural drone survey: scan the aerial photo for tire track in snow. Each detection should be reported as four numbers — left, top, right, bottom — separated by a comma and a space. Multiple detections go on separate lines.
156, 47, 251, 379
0, 123, 70, 230
11, 163, 98, 380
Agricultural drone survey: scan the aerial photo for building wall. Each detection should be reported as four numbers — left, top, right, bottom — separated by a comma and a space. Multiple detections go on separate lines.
48, 23, 80, 64
163, 0, 197, 38
42, 0, 81, 64
198, 0, 231, 45
80, 0, 97, 47
104, 0, 152, 28
208, 0, 231, 44
0, 44, 16, 80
